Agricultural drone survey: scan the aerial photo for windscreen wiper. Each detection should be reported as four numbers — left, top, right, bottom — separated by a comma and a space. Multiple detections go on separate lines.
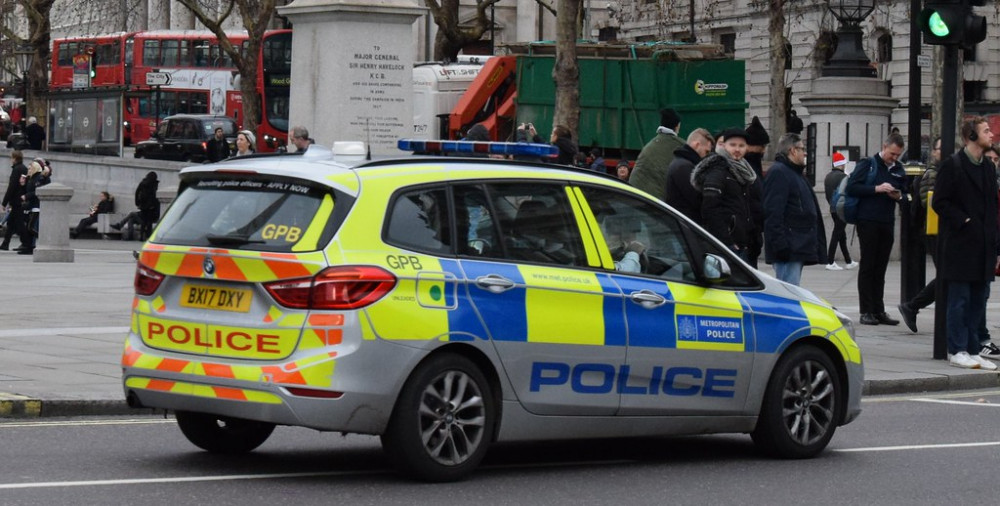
205, 234, 266, 247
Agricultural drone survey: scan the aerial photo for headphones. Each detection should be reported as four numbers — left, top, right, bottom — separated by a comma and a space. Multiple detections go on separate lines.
967, 120, 979, 142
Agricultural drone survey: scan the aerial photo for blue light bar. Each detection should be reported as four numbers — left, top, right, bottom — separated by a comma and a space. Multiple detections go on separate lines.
397, 139, 559, 158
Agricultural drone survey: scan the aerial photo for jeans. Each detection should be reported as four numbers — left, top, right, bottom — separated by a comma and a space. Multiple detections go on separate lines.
773, 261, 804, 286
946, 280, 989, 355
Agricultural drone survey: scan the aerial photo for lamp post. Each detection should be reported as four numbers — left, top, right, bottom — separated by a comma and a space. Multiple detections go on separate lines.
823, 0, 876, 77
14, 44, 34, 131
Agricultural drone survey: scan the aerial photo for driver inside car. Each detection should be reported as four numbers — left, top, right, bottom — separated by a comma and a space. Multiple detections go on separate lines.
603, 215, 646, 273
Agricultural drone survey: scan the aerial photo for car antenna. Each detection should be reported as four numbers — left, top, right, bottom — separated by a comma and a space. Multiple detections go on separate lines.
366, 117, 372, 160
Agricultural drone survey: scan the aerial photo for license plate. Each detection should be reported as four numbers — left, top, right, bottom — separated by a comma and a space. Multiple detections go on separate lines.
179, 284, 253, 312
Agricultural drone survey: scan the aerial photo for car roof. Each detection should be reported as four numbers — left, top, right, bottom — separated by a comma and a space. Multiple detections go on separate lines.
179, 145, 629, 197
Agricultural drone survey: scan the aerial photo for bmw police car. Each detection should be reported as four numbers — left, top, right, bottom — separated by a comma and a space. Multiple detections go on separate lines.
122, 140, 862, 482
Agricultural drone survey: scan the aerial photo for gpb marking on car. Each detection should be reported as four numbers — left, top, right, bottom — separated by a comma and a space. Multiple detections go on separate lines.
261, 224, 301, 242
386, 255, 423, 270
529, 362, 737, 397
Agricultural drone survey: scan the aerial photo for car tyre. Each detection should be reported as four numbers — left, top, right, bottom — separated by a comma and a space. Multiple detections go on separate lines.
751, 345, 842, 459
381, 353, 495, 482
175, 411, 275, 453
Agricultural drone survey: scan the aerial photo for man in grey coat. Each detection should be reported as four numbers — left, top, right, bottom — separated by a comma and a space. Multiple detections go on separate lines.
629, 108, 683, 202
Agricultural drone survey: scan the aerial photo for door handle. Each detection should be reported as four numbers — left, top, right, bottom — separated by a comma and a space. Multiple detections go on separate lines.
629, 289, 666, 307
475, 274, 516, 293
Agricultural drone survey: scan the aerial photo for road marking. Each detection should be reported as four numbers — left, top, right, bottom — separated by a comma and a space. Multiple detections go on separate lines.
864, 389, 1000, 403
0, 470, 388, 490
0, 326, 128, 338
835, 441, 1000, 453
910, 398, 1000, 407
0, 418, 175, 428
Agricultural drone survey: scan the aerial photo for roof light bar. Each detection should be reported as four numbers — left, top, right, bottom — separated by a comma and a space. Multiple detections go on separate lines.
397, 139, 559, 158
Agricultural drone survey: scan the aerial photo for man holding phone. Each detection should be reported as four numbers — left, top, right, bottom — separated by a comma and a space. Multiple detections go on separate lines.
846, 132, 907, 326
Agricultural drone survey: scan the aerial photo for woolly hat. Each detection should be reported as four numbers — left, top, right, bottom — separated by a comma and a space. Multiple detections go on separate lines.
659, 108, 681, 130
745, 116, 770, 146
719, 127, 748, 142
832, 152, 848, 168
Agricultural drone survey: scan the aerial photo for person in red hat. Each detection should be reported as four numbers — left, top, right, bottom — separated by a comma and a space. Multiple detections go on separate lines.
823, 152, 857, 271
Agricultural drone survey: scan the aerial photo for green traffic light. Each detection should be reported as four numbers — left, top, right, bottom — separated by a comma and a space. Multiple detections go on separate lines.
928, 11, 950, 37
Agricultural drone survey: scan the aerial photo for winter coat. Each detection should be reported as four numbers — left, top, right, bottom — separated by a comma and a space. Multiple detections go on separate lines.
2, 162, 26, 209
845, 153, 907, 224
932, 150, 1000, 282
629, 128, 684, 202
663, 144, 703, 223
823, 168, 847, 208
552, 135, 578, 166
135, 172, 161, 223
691, 153, 756, 249
763, 154, 828, 265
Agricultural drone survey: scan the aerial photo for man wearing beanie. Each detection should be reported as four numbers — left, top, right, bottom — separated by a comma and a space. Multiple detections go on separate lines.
824, 152, 857, 271
629, 108, 684, 201
743, 116, 769, 268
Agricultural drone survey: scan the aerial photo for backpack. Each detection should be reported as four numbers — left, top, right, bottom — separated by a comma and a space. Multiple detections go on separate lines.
831, 156, 877, 224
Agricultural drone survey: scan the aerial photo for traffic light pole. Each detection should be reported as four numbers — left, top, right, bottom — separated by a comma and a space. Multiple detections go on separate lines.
933, 44, 959, 360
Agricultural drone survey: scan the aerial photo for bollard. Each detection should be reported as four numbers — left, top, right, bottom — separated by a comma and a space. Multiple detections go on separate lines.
34, 183, 75, 262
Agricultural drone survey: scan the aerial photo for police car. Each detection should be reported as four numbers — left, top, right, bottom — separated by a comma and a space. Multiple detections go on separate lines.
122, 140, 862, 482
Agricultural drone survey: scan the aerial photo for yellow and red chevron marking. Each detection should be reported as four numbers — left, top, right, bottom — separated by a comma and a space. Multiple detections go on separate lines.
124, 377, 283, 404
139, 244, 326, 282
122, 343, 337, 388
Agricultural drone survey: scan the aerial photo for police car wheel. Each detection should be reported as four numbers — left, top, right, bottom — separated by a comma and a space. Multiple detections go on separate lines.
175, 411, 275, 453
751, 346, 841, 459
381, 353, 496, 482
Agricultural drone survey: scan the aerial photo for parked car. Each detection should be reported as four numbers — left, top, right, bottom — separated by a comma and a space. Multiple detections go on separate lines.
123, 140, 863, 482
134, 114, 237, 162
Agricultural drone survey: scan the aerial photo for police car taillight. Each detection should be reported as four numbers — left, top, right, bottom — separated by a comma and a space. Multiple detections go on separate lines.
134, 263, 164, 296
397, 139, 558, 158
265, 266, 397, 310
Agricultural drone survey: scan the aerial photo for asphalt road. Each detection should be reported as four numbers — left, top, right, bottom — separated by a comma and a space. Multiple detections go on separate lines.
2, 389, 1000, 505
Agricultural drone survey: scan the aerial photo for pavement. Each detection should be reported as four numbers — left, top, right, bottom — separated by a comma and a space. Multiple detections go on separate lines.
1, 236, 999, 418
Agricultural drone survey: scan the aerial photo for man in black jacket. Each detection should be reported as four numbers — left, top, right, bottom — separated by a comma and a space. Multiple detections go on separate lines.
932, 117, 1000, 370
846, 133, 906, 325
206, 128, 232, 162
664, 128, 714, 223
762, 133, 827, 285
0, 150, 27, 250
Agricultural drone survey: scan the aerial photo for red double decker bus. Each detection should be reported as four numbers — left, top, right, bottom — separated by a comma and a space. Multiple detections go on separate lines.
51, 29, 291, 151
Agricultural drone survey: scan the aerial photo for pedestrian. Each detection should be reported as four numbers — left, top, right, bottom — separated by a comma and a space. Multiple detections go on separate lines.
588, 148, 606, 173
549, 124, 578, 165
762, 133, 827, 285
205, 127, 232, 162
629, 108, 684, 201
664, 127, 714, 223
690, 127, 758, 261
24, 116, 44, 150
70, 191, 114, 238
786, 109, 804, 135
615, 159, 631, 182
462, 123, 490, 142
847, 133, 907, 326
823, 152, 858, 270
932, 117, 1000, 370
743, 116, 769, 268
19, 160, 50, 254
234, 130, 256, 157
112, 171, 160, 241
290, 125, 314, 152
0, 150, 27, 250
897, 137, 942, 331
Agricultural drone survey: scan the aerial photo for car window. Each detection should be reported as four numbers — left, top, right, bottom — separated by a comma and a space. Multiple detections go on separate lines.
385, 187, 452, 255
453, 184, 499, 258
204, 120, 236, 137
153, 176, 339, 252
487, 182, 586, 267
579, 186, 695, 280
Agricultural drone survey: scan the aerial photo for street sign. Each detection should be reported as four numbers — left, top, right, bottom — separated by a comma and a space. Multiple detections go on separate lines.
145, 72, 172, 86
917, 55, 931, 68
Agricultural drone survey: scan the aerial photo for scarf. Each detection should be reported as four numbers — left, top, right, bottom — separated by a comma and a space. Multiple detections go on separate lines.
714, 145, 757, 185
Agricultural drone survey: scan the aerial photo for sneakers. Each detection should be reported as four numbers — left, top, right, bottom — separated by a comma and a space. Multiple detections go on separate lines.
897, 303, 918, 332
973, 355, 999, 370
846, 261, 859, 269
980, 342, 1000, 360
875, 312, 900, 325
949, 352, 981, 369
825, 263, 844, 271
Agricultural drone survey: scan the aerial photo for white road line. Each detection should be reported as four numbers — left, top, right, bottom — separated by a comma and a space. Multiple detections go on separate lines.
0, 470, 388, 490
864, 389, 1000, 403
835, 441, 1000, 453
910, 398, 1000, 407
0, 419, 174, 428
0, 326, 128, 338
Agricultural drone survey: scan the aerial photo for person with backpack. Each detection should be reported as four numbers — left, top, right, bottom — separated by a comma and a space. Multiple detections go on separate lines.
823, 152, 858, 271
846, 132, 907, 326
932, 117, 1000, 370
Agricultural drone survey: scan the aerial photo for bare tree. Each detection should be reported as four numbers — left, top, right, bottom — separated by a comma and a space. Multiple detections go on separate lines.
176, 0, 283, 134
552, 0, 580, 140
766, 0, 787, 152
0, 0, 57, 126
424, 0, 503, 61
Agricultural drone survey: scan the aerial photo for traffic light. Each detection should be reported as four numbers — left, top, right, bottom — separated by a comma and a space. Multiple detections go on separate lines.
919, 0, 987, 48
88, 55, 96, 79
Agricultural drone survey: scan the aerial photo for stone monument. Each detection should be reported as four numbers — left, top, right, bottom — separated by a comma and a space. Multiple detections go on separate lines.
34, 183, 74, 263
279, 0, 426, 156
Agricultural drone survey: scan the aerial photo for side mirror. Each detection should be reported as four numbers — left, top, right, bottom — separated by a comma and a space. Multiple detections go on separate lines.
701, 253, 731, 284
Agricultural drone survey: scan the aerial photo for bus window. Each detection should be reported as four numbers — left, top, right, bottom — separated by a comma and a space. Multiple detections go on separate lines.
162, 40, 179, 66
143, 39, 159, 66
194, 40, 210, 67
